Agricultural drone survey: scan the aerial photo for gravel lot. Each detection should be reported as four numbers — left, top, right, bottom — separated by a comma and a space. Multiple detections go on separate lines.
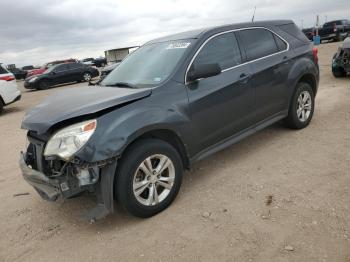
1, 41, 349, 262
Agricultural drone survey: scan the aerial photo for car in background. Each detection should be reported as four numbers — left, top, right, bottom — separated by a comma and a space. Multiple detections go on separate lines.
22, 65, 35, 71
26, 59, 78, 78
82, 58, 94, 65
8, 67, 27, 80
319, 19, 350, 42
302, 27, 315, 41
93, 57, 107, 67
82, 57, 107, 67
332, 37, 350, 77
99, 62, 120, 79
24, 62, 99, 90
0, 64, 21, 113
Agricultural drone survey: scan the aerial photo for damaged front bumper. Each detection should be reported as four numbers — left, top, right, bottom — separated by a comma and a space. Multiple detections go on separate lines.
20, 152, 61, 201
20, 149, 118, 222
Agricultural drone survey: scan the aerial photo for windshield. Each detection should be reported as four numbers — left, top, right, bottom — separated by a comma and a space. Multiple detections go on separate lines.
101, 39, 193, 88
44, 65, 58, 73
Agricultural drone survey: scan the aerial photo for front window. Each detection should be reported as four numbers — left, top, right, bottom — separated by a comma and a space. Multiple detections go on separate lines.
101, 39, 194, 88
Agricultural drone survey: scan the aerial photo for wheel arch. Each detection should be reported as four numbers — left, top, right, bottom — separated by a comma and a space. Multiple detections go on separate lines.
122, 128, 190, 169
297, 73, 317, 96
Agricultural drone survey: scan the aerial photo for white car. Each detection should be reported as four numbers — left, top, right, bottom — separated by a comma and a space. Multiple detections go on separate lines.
0, 64, 21, 113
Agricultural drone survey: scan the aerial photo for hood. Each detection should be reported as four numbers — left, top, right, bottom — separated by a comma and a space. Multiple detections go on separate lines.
22, 86, 152, 134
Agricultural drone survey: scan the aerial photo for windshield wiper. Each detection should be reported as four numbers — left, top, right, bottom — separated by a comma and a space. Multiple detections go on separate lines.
104, 82, 138, 89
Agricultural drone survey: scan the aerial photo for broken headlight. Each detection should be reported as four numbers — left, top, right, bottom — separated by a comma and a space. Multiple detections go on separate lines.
44, 119, 97, 160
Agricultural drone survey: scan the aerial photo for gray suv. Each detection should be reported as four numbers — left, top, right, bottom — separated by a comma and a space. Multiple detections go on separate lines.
20, 20, 319, 220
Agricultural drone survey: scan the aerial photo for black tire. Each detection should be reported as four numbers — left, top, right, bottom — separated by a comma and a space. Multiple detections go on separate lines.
284, 82, 315, 129
115, 138, 183, 218
38, 79, 50, 90
0, 99, 3, 114
332, 67, 347, 78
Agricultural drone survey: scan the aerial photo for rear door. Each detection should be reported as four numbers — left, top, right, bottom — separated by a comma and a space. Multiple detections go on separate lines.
67, 63, 83, 81
51, 64, 70, 85
238, 28, 290, 123
186, 32, 255, 151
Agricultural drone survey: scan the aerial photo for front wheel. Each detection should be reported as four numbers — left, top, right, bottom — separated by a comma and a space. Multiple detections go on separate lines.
115, 139, 183, 218
284, 82, 315, 129
38, 79, 50, 90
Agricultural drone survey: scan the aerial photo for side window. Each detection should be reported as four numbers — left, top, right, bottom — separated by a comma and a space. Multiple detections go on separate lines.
193, 32, 242, 70
239, 29, 279, 61
54, 64, 68, 72
69, 63, 82, 69
0, 65, 8, 74
273, 34, 288, 51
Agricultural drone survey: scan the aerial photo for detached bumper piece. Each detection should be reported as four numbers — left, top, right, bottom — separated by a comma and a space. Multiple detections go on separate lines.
20, 152, 60, 201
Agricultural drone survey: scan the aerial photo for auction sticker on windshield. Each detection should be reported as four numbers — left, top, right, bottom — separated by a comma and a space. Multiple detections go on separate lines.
166, 42, 191, 49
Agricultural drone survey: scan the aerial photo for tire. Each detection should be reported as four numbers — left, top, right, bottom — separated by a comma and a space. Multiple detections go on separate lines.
115, 138, 183, 218
0, 99, 3, 114
332, 67, 347, 78
38, 79, 50, 90
83, 72, 92, 82
284, 82, 315, 129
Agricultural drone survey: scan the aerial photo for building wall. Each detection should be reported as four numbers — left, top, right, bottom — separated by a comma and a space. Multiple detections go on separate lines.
105, 49, 129, 63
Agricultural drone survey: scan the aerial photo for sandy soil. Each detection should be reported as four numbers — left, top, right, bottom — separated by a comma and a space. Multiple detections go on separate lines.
0, 41, 349, 262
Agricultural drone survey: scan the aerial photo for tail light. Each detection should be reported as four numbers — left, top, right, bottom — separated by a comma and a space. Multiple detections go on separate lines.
0, 75, 15, 81
312, 47, 318, 64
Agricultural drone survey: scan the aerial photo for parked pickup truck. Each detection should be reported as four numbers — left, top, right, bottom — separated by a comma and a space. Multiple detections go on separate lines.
319, 19, 350, 42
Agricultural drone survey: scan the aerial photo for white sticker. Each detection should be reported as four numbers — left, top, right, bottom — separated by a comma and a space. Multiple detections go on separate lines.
166, 42, 191, 49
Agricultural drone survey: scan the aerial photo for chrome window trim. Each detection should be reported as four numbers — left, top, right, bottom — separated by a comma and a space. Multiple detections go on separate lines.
184, 26, 290, 84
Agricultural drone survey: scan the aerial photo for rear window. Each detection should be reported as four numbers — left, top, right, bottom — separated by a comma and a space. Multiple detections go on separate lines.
324, 21, 342, 27
69, 63, 83, 69
278, 23, 309, 43
0, 65, 8, 74
238, 28, 279, 61
273, 34, 288, 51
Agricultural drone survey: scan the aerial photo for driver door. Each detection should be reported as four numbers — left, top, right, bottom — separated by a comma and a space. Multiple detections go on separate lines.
186, 32, 255, 152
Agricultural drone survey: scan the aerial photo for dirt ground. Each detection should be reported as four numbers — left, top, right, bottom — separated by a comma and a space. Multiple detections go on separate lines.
0, 41, 349, 262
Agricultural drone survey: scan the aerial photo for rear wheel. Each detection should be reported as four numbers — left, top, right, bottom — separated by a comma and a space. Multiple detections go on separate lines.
332, 66, 347, 78
83, 72, 92, 82
38, 79, 50, 90
284, 82, 315, 129
115, 139, 183, 218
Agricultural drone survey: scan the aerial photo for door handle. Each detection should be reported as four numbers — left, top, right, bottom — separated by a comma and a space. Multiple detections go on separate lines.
239, 73, 251, 83
239, 73, 250, 79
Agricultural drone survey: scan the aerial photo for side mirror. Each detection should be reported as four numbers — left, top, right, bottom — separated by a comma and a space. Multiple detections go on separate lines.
50, 71, 56, 75
187, 63, 221, 82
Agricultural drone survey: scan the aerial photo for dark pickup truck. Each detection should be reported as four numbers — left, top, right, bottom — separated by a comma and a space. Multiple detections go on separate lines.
319, 19, 350, 42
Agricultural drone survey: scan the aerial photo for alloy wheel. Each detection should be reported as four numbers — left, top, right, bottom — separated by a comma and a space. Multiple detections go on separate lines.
133, 154, 175, 206
83, 73, 91, 81
297, 91, 312, 122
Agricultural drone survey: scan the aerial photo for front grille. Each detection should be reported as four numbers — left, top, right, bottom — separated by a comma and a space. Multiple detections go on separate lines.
27, 132, 49, 174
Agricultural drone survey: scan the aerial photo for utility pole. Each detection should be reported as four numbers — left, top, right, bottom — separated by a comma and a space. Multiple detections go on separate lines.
251, 6, 256, 22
